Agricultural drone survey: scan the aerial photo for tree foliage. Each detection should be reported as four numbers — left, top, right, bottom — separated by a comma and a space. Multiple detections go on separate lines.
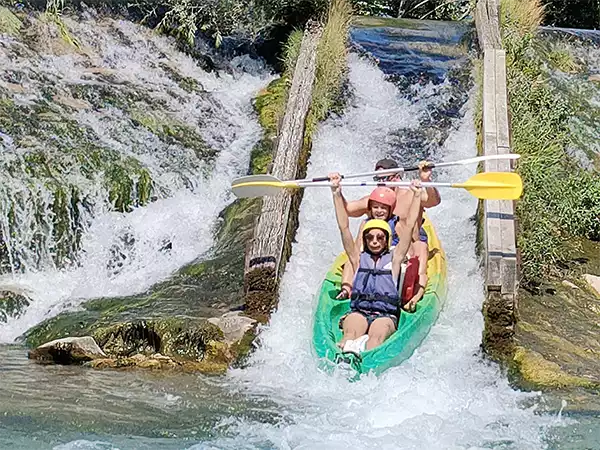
543, 0, 600, 30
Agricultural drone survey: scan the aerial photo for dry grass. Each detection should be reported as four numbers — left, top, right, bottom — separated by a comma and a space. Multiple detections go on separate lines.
305, 0, 352, 140
500, 0, 545, 37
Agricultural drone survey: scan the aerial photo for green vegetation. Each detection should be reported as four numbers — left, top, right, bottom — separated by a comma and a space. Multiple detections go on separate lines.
543, 0, 600, 30
37, 0, 476, 56
0, 6, 22, 35
305, 0, 352, 143
500, 0, 600, 284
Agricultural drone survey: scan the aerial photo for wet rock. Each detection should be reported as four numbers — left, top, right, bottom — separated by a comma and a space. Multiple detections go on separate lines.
3, 82, 26, 94
588, 74, 600, 83
508, 280, 600, 397
52, 94, 92, 110
208, 311, 256, 344
584, 274, 600, 296
87, 352, 177, 370
93, 321, 162, 358
511, 346, 599, 390
29, 336, 106, 364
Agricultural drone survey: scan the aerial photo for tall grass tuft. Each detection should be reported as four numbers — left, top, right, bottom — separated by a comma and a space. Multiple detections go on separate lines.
305, 0, 352, 141
501, 0, 600, 283
500, 0, 544, 36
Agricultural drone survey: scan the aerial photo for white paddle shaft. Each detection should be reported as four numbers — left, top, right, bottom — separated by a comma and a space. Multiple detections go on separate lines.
301, 154, 520, 182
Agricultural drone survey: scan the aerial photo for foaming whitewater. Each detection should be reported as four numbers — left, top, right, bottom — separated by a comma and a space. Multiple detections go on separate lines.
213, 55, 559, 449
0, 16, 271, 341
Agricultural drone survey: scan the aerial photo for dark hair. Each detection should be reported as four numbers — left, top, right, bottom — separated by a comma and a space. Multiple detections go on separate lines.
374, 158, 398, 170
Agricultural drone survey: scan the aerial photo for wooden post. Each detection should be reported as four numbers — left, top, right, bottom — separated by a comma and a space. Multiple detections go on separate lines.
475, 0, 518, 359
243, 21, 323, 321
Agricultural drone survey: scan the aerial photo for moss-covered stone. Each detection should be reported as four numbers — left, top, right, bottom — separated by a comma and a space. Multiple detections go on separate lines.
158, 62, 204, 93
247, 76, 288, 175
24, 183, 262, 371
0, 290, 31, 323
510, 346, 599, 390
129, 107, 214, 161
0, 6, 22, 36
496, 239, 600, 400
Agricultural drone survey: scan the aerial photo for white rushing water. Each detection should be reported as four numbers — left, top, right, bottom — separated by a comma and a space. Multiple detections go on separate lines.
0, 16, 271, 342
210, 54, 561, 449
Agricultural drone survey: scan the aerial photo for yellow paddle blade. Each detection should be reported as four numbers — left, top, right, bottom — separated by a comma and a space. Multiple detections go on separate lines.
453, 172, 523, 200
232, 176, 301, 198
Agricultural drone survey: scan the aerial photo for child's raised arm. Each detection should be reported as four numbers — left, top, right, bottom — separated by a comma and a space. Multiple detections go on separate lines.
329, 172, 360, 273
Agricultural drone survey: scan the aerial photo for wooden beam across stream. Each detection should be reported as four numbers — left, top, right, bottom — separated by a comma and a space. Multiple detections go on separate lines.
243, 21, 323, 321
475, 0, 519, 359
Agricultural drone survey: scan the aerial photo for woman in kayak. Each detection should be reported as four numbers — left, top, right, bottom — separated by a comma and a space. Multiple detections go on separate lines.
330, 173, 424, 352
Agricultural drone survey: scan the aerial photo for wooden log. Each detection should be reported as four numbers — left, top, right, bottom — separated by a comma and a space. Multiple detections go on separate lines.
243, 21, 323, 320
486, 0, 502, 49
474, 0, 502, 50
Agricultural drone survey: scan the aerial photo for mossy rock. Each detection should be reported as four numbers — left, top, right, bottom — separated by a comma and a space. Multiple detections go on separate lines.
92, 318, 224, 361
510, 346, 599, 390
129, 107, 214, 161
24, 194, 261, 350
0, 290, 31, 322
0, 6, 22, 36
506, 266, 600, 394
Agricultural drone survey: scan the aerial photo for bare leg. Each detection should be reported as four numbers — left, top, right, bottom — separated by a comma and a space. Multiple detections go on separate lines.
338, 312, 368, 348
366, 317, 396, 350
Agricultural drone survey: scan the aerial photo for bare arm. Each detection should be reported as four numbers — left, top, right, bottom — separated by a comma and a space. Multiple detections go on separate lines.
329, 173, 360, 272
354, 221, 366, 253
392, 182, 424, 279
419, 161, 441, 208
345, 195, 370, 218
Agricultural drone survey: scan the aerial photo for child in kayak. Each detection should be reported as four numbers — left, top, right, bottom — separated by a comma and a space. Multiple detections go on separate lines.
334, 158, 436, 312
334, 185, 398, 299
331, 180, 427, 314
330, 173, 425, 352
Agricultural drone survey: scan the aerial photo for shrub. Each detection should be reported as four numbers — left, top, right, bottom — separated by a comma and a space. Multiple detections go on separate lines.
501, 0, 600, 283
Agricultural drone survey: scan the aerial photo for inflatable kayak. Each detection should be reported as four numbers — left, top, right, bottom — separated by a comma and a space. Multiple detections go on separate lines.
312, 215, 447, 375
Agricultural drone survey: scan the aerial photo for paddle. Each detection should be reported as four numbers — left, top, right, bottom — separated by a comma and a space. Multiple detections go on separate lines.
231, 154, 520, 187
231, 172, 523, 200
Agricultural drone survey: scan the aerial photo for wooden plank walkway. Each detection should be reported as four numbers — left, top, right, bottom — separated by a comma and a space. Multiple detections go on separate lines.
475, 0, 518, 357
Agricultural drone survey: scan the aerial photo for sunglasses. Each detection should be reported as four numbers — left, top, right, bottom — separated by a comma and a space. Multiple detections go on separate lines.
365, 232, 386, 242
373, 174, 396, 182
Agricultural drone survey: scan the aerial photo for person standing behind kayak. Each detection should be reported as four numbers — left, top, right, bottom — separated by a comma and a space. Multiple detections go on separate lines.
330, 173, 425, 352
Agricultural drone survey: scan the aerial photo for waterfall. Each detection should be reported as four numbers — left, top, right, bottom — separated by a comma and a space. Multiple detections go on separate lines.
0, 12, 271, 341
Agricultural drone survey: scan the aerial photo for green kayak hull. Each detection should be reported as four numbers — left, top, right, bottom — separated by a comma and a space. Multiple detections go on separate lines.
312, 215, 447, 375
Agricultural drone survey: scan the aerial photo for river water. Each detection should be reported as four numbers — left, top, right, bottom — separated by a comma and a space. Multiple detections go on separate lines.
0, 16, 598, 450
